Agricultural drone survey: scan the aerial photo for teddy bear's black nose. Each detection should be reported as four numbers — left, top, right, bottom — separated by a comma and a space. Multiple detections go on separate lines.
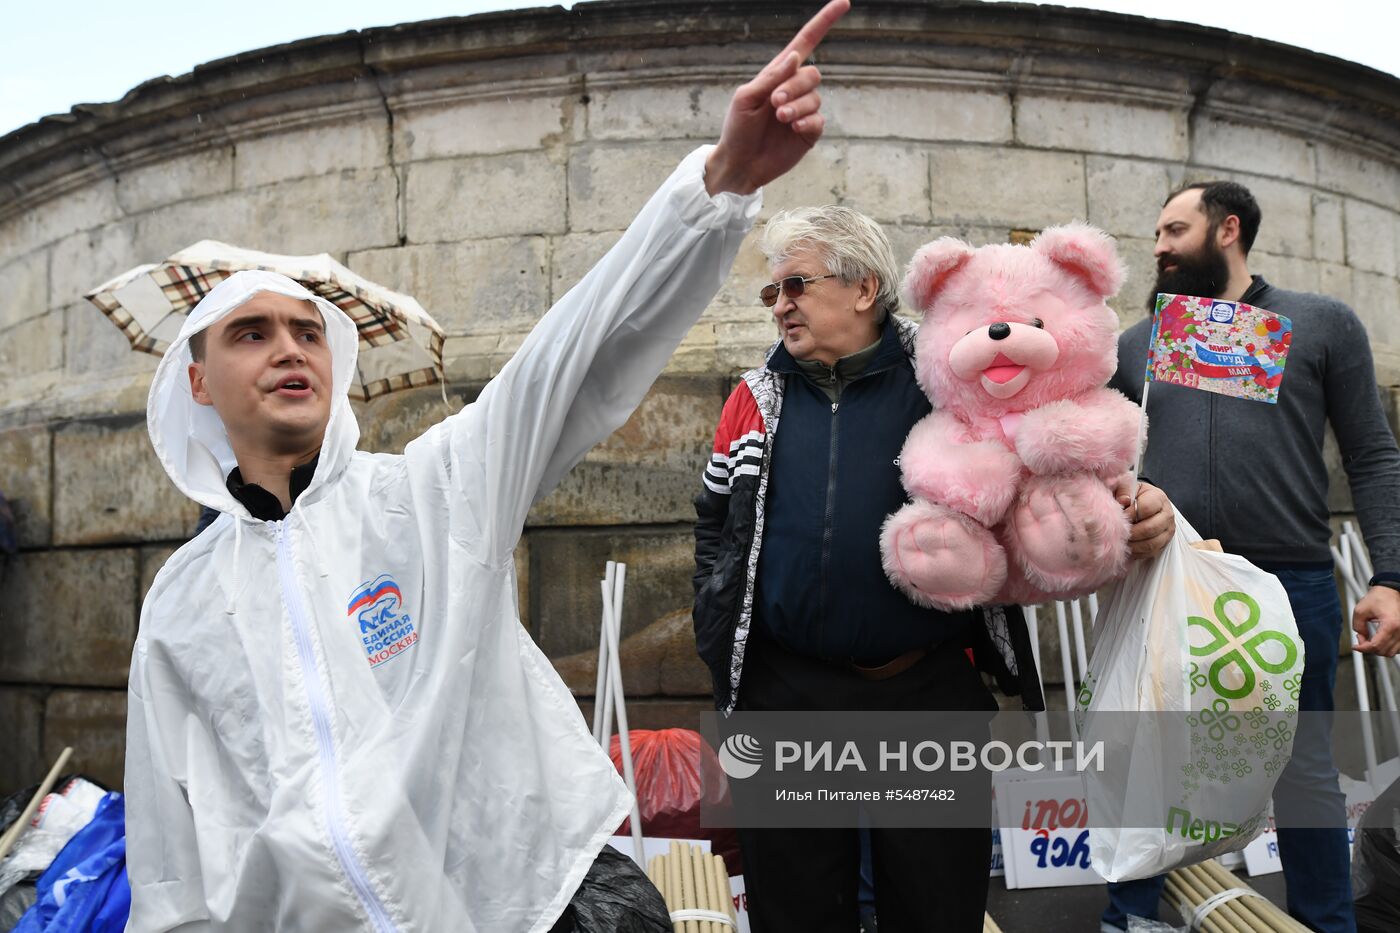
988, 323, 1011, 340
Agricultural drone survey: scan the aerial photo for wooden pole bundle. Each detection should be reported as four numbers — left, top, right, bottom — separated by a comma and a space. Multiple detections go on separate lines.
647, 840, 1004, 933
646, 841, 737, 932
1164, 859, 1307, 932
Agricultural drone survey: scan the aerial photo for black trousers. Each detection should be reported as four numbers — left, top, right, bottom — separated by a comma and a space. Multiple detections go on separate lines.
735, 631, 996, 933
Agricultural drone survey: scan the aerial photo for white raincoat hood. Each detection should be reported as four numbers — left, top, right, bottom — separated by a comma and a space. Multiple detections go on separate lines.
146, 270, 361, 520
125, 147, 760, 932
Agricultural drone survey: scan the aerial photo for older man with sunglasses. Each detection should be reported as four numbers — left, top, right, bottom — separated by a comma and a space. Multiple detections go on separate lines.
691, 206, 1175, 931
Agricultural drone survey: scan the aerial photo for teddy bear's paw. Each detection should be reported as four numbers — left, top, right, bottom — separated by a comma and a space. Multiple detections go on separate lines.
880, 501, 1007, 611
900, 432, 1022, 526
1005, 473, 1129, 593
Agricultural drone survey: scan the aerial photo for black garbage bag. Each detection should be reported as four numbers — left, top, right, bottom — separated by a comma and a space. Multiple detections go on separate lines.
1354, 774, 1400, 933
547, 845, 671, 933
0, 883, 38, 930
0, 783, 40, 836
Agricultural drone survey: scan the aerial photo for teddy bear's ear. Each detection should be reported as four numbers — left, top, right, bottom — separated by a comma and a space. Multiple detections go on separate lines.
902, 238, 975, 312
1031, 223, 1126, 299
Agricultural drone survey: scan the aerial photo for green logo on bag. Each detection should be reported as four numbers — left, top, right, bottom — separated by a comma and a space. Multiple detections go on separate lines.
1196, 698, 1241, 741
1076, 673, 1095, 710
1188, 591, 1299, 700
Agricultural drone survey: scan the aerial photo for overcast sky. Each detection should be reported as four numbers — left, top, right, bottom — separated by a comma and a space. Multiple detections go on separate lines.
3, 0, 1397, 139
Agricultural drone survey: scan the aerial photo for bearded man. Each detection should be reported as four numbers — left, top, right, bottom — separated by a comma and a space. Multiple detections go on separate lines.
1101, 181, 1400, 933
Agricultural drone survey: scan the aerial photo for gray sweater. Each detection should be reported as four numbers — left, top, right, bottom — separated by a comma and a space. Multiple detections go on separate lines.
1110, 276, 1400, 577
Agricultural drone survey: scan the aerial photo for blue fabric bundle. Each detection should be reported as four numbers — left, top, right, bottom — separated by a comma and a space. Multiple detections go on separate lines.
15, 794, 128, 933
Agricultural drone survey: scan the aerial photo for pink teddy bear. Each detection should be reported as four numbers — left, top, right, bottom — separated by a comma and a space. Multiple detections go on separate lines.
880, 223, 1142, 611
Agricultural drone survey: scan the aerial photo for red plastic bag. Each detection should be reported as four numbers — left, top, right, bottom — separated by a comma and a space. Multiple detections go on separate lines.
608, 728, 742, 875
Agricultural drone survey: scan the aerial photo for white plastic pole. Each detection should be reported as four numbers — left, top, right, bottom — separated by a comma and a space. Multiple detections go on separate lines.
1336, 539, 1379, 781
1340, 526, 1400, 702
1024, 605, 1051, 748
1088, 592, 1100, 628
1344, 523, 1384, 648
1349, 623, 1380, 783
592, 561, 614, 745
1054, 601, 1079, 743
1130, 380, 1151, 512
1342, 526, 1400, 757
1069, 599, 1089, 687
596, 562, 618, 750
1025, 604, 1044, 686
1336, 541, 1369, 603
600, 570, 644, 857
1068, 597, 1092, 765
612, 563, 629, 745
1373, 654, 1400, 762
1345, 525, 1400, 681
1345, 522, 1374, 579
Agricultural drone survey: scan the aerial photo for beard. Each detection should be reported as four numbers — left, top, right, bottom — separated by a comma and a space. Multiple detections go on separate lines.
1147, 236, 1231, 312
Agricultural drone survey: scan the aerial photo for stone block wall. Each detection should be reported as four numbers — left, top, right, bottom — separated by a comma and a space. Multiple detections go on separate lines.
2, 0, 1399, 791
0, 415, 189, 791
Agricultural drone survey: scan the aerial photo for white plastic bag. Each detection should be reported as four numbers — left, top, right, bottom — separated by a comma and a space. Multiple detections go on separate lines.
0, 777, 107, 898
1077, 515, 1304, 881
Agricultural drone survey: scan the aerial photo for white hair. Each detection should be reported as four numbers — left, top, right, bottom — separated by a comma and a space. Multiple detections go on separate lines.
758, 205, 901, 322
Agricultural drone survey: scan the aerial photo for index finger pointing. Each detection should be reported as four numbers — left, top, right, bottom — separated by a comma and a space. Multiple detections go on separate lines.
776, 0, 850, 65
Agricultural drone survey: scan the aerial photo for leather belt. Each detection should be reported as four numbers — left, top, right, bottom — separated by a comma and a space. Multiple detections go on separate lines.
850, 647, 927, 681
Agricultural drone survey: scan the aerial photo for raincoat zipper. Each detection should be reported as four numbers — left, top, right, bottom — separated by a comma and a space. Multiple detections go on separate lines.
818, 398, 840, 644
275, 520, 398, 933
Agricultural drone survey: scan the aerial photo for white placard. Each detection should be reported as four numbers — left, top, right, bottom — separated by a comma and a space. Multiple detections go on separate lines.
1241, 826, 1283, 876
1367, 756, 1400, 795
730, 873, 751, 933
989, 827, 1005, 878
995, 770, 1104, 889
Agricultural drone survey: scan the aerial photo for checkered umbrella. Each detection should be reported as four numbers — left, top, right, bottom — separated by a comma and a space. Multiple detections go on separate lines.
84, 240, 447, 401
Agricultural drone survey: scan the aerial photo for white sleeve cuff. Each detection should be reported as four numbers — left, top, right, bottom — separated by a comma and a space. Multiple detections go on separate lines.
668, 145, 764, 232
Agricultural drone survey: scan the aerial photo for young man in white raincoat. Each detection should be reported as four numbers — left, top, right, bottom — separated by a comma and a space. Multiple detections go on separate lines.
124, 4, 850, 930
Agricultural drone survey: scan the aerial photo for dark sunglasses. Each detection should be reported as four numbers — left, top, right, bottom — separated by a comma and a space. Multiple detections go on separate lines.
759, 274, 838, 307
